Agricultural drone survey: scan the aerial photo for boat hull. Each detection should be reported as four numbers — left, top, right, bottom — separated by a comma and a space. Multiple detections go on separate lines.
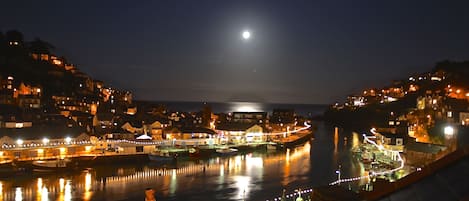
31, 159, 71, 172
278, 131, 313, 149
148, 153, 177, 163
215, 148, 238, 156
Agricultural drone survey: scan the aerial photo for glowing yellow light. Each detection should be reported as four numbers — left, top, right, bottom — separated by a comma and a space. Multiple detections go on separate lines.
65, 137, 72, 143
65, 180, 72, 201
37, 178, 43, 189
85, 172, 91, 192
59, 147, 67, 159
85, 146, 92, 152
59, 178, 65, 192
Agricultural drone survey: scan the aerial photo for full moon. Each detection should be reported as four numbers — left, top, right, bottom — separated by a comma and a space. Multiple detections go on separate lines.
242, 31, 251, 39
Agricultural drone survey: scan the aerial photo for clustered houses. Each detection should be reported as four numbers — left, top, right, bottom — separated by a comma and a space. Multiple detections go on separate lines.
0, 76, 42, 108
333, 61, 469, 168
0, 30, 136, 147
334, 70, 449, 110
1, 30, 309, 161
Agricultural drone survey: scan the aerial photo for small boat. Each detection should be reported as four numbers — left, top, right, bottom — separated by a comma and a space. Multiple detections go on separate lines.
32, 158, 71, 172
148, 151, 177, 162
188, 148, 201, 158
361, 152, 373, 164
215, 147, 238, 155
267, 142, 280, 150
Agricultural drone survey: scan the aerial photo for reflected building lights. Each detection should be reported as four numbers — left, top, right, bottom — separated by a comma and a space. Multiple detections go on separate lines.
0, 181, 3, 200
15, 187, 22, 201
234, 176, 250, 200
84, 173, 92, 201
170, 169, 177, 196
64, 180, 72, 201
59, 178, 65, 193
334, 127, 339, 155
220, 164, 225, 177
352, 132, 359, 148
1, 140, 314, 201
37, 178, 43, 200
37, 178, 43, 190
41, 187, 49, 201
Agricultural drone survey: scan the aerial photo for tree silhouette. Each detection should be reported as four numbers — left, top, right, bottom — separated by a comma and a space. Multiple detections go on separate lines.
5, 30, 24, 44
28, 37, 55, 54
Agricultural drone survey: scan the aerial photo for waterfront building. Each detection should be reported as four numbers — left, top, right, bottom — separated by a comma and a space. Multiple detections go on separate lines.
216, 123, 265, 144
163, 126, 216, 140
460, 112, 469, 126
0, 133, 92, 161
373, 131, 408, 161
271, 108, 295, 124
404, 142, 447, 166
232, 112, 267, 124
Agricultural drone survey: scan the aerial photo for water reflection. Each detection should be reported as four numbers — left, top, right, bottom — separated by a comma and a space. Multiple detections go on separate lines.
0, 123, 362, 201
64, 180, 71, 201
41, 187, 48, 201
84, 173, 92, 200
15, 187, 21, 201
334, 127, 339, 157
0, 182, 3, 200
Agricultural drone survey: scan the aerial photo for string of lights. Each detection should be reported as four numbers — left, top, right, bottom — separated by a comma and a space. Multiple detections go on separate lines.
329, 133, 404, 185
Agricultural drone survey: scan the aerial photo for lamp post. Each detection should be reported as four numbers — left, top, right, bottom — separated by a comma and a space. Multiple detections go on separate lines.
336, 165, 342, 185
444, 125, 456, 150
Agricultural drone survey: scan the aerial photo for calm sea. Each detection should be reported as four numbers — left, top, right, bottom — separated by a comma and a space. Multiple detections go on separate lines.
144, 101, 327, 117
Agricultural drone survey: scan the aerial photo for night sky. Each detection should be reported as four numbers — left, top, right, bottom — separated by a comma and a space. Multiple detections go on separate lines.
1, 1, 468, 104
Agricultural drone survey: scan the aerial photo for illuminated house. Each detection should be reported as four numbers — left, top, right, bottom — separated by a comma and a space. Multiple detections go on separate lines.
0, 133, 91, 160
216, 123, 265, 144
232, 112, 267, 123
121, 121, 145, 134
347, 95, 366, 107
163, 127, 216, 140
0, 105, 32, 129
460, 112, 469, 126
374, 131, 407, 160
121, 120, 169, 139
93, 113, 115, 129
52, 96, 91, 113
404, 142, 447, 166
416, 95, 444, 110
271, 109, 295, 124
17, 95, 41, 109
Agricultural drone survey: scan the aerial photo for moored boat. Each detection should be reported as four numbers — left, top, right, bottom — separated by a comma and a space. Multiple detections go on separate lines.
215, 147, 238, 155
267, 142, 281, 150
188, 148, 201, 158
148, 150, 177, 162
32, 158, 72, 172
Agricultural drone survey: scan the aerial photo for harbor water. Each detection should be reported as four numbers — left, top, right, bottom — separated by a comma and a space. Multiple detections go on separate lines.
0, 122, 366, 201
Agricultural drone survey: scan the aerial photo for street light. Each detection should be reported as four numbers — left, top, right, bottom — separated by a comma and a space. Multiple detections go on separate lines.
42, 138, 49, 145
65, 137, 72, 144
17, 139, 24, 146
444, 126, 454, 136
336, 165, 342, 185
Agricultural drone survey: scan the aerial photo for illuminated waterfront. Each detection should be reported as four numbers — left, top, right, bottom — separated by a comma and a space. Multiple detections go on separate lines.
0, 123, 364, 201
